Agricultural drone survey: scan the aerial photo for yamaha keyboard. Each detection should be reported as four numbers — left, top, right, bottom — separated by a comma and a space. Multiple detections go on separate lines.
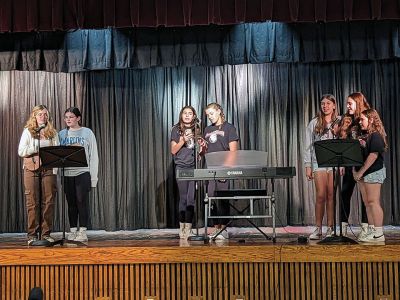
176, 167, 296, 180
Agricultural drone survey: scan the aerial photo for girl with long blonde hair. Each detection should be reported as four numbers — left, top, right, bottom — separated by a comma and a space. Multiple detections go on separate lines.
18, 104, 59, 246
203, 102, 239, 240
24, 105, 57, 139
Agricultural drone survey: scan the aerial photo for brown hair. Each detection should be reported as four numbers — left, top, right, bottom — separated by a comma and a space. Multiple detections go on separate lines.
314, 94, 338, 135
175, 106, 200, 136
348, 92, 370, 119
361, 108, 388, 151
64, 107, 82, 126
339, 92, 371, 139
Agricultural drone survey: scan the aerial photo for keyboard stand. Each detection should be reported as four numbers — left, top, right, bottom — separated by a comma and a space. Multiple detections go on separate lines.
204, 188, 276, 242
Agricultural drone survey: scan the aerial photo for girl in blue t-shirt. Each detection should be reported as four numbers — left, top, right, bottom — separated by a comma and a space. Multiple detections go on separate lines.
353, 109, 388, 243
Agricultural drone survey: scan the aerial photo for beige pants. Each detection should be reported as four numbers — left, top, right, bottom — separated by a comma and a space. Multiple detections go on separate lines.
23, 169, 57, 238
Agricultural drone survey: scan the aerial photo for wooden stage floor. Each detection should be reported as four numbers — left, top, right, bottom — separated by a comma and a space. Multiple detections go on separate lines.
1, 226, 400, 264
1, 226, 400, 299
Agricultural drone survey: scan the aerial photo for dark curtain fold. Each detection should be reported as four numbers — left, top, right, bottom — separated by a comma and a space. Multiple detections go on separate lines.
1, 60, 399, 232
1, 0, 400, 32
1, 21, 400, 72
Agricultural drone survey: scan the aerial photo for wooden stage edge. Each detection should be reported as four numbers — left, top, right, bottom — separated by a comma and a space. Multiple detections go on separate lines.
1, 240, 400, 266
2, 230, 400, 300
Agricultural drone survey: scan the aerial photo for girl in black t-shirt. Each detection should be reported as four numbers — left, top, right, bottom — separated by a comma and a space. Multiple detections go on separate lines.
203, 103, 239, 240
171, 106, 203, 239
353, 109, 388, 243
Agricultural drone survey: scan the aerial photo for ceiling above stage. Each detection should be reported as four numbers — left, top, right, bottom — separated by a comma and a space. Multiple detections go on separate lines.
1, 0, 400, 33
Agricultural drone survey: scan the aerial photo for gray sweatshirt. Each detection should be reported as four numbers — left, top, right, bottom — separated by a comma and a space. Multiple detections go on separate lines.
58, 127, 99, 187
303, 117, 339, 169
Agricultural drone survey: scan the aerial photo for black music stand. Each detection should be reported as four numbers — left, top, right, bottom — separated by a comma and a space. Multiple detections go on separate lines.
314, 139, 363, 244
39, 146, 88, 246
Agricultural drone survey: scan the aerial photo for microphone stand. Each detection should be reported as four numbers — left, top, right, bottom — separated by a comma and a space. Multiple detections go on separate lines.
30, 126, 51, 247
187, 119, 206, 242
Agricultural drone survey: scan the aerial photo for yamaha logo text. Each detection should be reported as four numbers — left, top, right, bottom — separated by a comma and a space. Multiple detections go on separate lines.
227, 170, 243, 175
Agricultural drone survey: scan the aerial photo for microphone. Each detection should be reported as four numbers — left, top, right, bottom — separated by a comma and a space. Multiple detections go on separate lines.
35, 124, 46, 132
328, 117, 341, 138
331, 117, 341, 127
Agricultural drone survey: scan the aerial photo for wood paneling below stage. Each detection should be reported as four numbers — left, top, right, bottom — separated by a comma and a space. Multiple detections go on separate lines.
1, 241, 400, 300
1, 262, 399, 300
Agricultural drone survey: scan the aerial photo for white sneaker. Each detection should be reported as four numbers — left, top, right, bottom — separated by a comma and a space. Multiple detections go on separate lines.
27, 237, 38, 246
67, 227, 78, 241
341, 222, 348, 236
325, 227, 334, 237
309, 227, 322, 240
75, 227, 88, 242
208, 228, 219, 238
358, 228, 385, 243
208, 228, 229, 240
369, 234, 385, 242
42, 235, 54, 243
184, 223, 195, 239
357, 225, 370, 241
214, 229, 229, 240
179, 223, 186, 239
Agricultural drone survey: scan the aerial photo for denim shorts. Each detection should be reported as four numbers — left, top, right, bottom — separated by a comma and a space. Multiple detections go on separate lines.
363, 167, 386, 184
312, 162, 333, 173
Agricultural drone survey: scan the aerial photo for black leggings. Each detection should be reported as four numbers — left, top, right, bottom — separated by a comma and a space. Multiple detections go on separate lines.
64, 172, 91, 228
340, 167, 367, 223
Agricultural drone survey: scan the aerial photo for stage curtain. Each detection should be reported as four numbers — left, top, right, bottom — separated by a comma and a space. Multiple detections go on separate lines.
1, 21, 400, 72
1, 0, 400, 33
0, 60, 399, 232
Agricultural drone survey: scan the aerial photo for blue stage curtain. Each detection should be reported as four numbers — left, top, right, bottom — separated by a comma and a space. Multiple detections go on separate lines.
1, 60, 400, 231
1, 21, 400, 72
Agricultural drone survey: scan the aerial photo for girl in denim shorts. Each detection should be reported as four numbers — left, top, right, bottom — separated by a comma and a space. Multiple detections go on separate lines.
304, 94, 340, 240
353, 109, 388, 243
